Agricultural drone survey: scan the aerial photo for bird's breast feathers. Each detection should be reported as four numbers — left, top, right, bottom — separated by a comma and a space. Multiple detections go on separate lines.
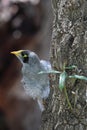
21, 74, 50, 99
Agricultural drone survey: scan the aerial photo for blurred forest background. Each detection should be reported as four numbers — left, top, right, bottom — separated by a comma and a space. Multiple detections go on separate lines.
0, 0, 87, 130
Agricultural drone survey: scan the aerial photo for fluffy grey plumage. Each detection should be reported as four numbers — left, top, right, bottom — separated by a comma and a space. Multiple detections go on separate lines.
11, 50, 51, 111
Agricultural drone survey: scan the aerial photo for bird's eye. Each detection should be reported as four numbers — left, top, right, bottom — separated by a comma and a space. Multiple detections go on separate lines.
21, 51, 29, 63
22, 54, 28, 58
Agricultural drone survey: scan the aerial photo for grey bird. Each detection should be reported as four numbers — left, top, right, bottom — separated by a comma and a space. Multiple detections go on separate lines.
11, 50, 51, 111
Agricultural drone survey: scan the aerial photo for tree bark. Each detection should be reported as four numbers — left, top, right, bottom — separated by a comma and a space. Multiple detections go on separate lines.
41, 0, 87, 130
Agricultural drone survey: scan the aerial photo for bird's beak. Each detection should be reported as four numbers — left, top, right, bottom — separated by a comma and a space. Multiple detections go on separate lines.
11, 50, 23, 57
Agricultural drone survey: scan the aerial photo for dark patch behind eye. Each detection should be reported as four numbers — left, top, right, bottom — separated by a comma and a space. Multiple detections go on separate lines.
21, 51, 29, 63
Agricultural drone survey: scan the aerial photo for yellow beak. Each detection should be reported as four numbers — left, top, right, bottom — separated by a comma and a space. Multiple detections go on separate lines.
11, 50, 23, 56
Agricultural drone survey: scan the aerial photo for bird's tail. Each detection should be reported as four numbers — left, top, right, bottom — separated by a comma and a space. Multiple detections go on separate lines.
37, 99, 45, 112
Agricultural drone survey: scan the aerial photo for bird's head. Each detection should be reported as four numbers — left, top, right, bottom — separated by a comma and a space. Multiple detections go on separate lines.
11, 50, 40, 67
11, 50, 29, 64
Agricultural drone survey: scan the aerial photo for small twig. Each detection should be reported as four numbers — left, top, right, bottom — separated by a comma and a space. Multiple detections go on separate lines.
64, 86, 73, 110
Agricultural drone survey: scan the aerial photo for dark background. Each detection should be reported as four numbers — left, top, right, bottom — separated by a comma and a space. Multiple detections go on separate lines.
0, 0, 53, 130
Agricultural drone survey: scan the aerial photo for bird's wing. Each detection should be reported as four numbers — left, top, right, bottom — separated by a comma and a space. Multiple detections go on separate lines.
40, 60, 52, 71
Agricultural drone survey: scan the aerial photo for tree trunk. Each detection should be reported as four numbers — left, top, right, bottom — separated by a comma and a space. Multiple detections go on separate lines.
41, 0, 87, 130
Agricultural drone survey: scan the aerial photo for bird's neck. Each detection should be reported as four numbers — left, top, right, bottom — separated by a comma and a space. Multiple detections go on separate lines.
22, 63, 41, 74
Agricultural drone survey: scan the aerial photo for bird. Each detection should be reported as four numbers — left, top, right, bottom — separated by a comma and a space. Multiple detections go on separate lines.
11, 50, 51, 111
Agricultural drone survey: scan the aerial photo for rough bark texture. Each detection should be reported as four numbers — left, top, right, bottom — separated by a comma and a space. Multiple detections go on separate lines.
41, 0, 87, 130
